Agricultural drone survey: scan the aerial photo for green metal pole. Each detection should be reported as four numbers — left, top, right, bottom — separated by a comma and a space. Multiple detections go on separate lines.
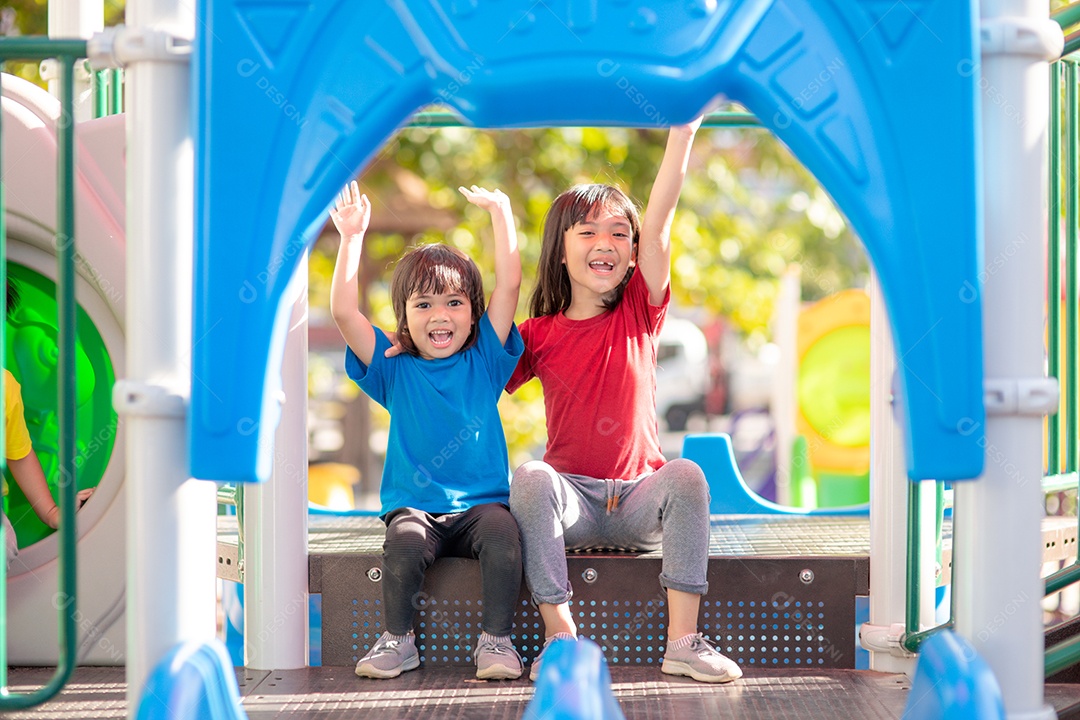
935, 481, 944, 578
409, 109, 762, 129
1066, 31, 1080, 59
903, 621, 956, 654
1055, 3, 1080, 33
0, 503, 5, 692
92, 69, 107, 119
0, 52, 7, 691
1046, 562, 1080, 595
0, 39, 87, 61
110, 69, 123, 115
0, 52, 80, 710
1047, 632, 1080, 677
0, 39, 86, 708
55, 53, 79, 693
902, 481, 954, 653
1051, 61, 1063, 475
1067, 61, 1079, 475
904, 481, 921, 641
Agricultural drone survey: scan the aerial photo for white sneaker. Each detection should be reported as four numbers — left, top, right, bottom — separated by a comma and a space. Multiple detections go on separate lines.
355, 632, 420, 679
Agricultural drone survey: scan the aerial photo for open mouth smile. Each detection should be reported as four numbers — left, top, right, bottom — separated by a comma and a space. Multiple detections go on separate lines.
428, 329, 454, 349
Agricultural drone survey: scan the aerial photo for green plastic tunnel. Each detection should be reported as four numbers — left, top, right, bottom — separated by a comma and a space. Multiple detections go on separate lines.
5, 263, 114, 548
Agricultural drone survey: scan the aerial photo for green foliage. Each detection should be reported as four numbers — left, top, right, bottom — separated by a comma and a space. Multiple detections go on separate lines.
340, 122, 869, 338
1, 0, 125, 86
313, 117, 868, 459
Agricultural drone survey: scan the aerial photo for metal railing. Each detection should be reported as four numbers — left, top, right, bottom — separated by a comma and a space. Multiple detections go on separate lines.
1044, 51, 1080, 677
0, 38, 86, 710
90, 66, 123, 118
901, 9, 1080, 659
1041, 0, 1080, 678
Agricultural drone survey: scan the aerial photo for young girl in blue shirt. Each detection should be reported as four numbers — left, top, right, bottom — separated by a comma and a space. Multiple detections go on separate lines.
330, 181, 525, 680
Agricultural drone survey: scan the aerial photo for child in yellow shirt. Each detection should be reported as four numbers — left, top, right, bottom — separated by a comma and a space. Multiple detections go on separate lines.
4, 282, 92, 568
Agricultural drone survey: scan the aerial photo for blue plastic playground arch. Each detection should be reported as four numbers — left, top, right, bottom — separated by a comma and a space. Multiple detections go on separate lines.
192, 0, 984, 484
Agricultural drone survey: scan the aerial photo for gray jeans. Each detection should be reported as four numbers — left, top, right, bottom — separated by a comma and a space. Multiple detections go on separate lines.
509, 458, 710, 606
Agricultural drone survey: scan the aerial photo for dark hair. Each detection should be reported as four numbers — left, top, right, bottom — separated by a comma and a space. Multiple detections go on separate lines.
6, 280, 22, 318
390, 243, 485, 356
528, 184, 641, 318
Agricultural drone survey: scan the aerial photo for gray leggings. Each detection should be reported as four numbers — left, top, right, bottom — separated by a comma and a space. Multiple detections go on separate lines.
508, 458, 710, 606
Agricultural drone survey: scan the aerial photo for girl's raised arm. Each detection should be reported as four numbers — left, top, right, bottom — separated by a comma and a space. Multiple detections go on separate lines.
459, 185, 521, 344
329, 181, 378, 365
637, 117, 703, 305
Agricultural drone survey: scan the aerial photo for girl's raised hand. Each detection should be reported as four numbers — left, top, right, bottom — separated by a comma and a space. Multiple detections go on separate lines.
459, 185, 510, 213
330, 180, 371, 238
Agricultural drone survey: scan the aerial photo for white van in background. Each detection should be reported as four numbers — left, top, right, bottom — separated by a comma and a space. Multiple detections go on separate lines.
655, 317, 710, 431
656, 317, 775, 431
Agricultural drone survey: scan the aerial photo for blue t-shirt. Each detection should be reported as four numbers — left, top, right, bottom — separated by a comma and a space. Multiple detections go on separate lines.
345, 313, 524, 517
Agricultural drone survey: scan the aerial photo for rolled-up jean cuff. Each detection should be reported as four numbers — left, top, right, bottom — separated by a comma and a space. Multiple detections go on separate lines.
660, 575, 708, 596
531, 590, 573, 607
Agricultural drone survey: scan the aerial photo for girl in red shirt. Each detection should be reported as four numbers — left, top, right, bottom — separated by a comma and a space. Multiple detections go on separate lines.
506, 117, 741, 684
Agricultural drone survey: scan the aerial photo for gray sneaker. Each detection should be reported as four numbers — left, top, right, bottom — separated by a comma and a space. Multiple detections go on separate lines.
661, 634, 742, 683
529, 632, 576, 682
355, 632, 420, 679
473, 634, 523, 680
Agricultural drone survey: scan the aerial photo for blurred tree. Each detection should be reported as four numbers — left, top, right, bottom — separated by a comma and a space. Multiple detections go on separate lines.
311, 113, 870, 464
1, 0, 124, 85
315, 119, 869, 333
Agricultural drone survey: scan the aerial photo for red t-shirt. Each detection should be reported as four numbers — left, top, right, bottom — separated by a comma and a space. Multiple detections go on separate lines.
507, 271, 669, 480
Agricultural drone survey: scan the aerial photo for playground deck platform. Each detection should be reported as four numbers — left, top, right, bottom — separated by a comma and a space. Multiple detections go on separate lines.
11, 513, 1080, 719
7, 664, 1080, 719
217, 513, 1079, 670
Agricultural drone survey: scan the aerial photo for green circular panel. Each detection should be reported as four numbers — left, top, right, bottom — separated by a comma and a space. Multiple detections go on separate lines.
797, 325, 870, 448
5, 263, 116, 548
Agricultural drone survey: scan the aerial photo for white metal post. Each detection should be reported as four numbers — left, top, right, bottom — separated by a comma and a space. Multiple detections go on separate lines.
46, 0, 102, 121
772, 265, 800, 505
953, 2, 1062, 717
244, 256, 310, 670
116, 0, 215, 714
47, 0, 104, 38
863, 270, 918, 674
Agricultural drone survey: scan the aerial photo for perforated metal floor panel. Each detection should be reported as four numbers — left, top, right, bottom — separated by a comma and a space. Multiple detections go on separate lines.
218, 514, 1078, 670
316, 553, 865, 670
9, 666, 1080, 719
297, 515, 870, 669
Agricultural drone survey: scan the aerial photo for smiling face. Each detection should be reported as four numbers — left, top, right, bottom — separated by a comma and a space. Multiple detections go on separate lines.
403, 291, 474, 359
390, 244, 486, 358
561, 206, 636, 315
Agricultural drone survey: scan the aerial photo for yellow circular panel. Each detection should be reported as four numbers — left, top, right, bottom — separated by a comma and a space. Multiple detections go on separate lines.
795, 289, 871, 474
798, 326, 871, 447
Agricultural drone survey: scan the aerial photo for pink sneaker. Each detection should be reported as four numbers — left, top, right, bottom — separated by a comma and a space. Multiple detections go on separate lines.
661, 633, 742, 683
